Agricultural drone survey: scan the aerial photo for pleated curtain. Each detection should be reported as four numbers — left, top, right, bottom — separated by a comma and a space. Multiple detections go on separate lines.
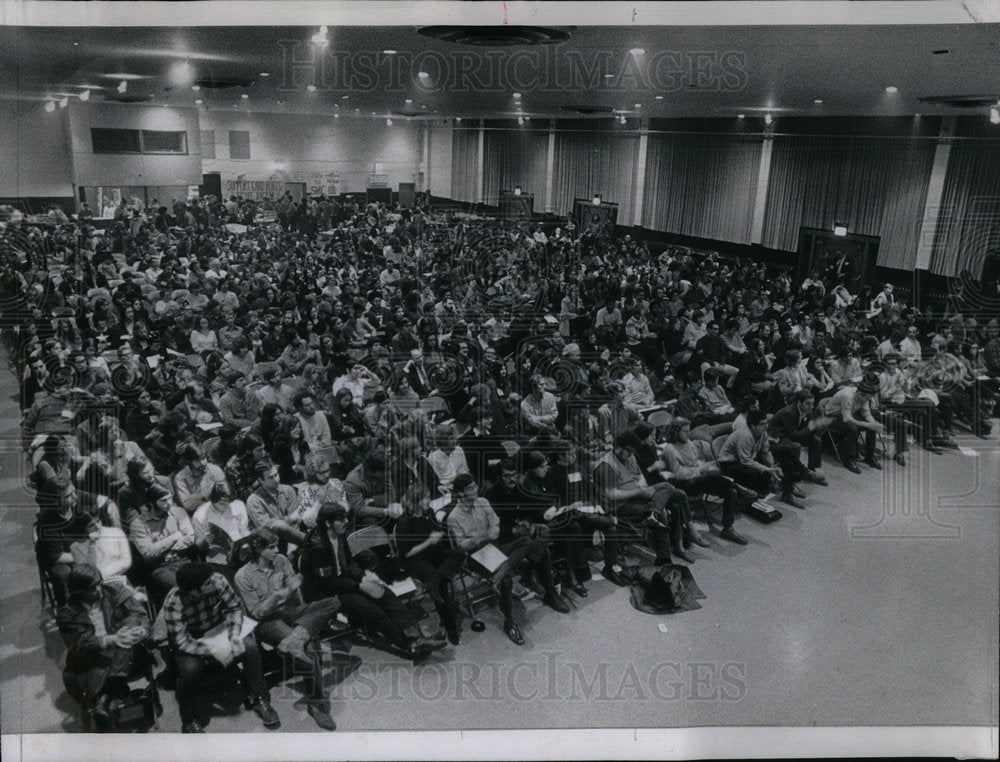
450, 127, 480, 204
551, 126, 641, 223
482, 127, 548, 207
929, 118, 1000, 276
762, 135, 936, 269
642, 132, 762, 244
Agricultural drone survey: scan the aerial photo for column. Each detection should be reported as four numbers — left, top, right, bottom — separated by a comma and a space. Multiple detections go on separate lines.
632, 119, 649, 228
749, 123, 775, 245
913, 116, 956, 271
545, 119, 556, 213
476, 120, 485, 205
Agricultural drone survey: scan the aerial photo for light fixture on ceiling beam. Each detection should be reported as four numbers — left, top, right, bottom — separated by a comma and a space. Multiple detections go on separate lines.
512, 92, 521, 99
764, 113, 773, 125
118, 80, 127, 93
514, 186, 521, 196
990, 104, 1000, 125
592, 194, 601, 206
59, 97, 68, 108
517, 116, 524, 125
45, 100, 56, 112
654, 95, 663, 101
259, 72, 269, 77
79, 89, 90, 101
833, 222, 848, 237
885, 86, 898, 94
813, 98, 823, 104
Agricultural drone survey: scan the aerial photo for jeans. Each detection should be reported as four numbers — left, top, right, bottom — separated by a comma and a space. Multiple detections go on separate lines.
175, 635, 267, 724
404, 548, 466, 632
675, 472, 740, 528
339, 589, 413, 648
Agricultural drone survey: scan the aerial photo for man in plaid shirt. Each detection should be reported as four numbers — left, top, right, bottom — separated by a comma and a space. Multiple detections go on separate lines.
163, 562, 280, 733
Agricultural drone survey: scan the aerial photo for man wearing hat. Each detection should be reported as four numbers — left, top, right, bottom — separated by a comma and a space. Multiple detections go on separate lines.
55, 564, 151, 729
877, 352, 946, 456
821, 370, 888, 473
300, 503, 446, 659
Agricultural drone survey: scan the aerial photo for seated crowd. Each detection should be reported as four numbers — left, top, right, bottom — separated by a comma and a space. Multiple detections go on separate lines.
5, 193, 999, 733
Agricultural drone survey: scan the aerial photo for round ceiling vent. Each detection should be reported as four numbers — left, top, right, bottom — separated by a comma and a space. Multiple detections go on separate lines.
417, 26, 572, 47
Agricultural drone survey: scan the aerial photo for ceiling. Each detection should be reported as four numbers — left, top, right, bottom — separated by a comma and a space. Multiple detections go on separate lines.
2, 8, 999, 123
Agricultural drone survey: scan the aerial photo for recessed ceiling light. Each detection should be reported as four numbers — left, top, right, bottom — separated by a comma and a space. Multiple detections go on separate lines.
417, 71, 430, 79
405, 98, 413, 104
654, 95, 663, 100
195, 99, 202, 105
383, 49, 397, 55
512, 92, 521, 99
45, 101, 56, 112
259, 72, 269, 77
306, 84, 316, 92
634, 103, 641, 108
118, 81, 127, 93
737, 113, 745, 119
354, 108, 359, 112
604, 74, 615, 80
334, 113, 339, 118
814, 98, 823, 104
885, 86, 898, 93
764, 113, 773, 124
79, 89, 90, 101
73, 42, 79, 47
241, 93, 249, 99
630, 47, 645, 56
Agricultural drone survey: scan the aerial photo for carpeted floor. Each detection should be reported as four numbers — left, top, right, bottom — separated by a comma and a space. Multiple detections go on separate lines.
1, 351, 997, 735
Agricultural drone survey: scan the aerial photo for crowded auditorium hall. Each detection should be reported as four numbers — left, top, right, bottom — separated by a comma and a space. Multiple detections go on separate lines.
1, 3, 998, 753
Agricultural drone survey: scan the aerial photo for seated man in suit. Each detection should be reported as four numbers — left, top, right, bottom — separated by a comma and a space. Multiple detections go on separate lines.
233, 528, 338, 730
767, 389, 831, 487
56, 564, 151, 730
300, 503, 445, 660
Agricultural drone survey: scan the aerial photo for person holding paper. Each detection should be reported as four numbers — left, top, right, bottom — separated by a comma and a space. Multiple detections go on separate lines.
233, 529, 338, 730
163, 562, 280, 734
300, 504, 445, 660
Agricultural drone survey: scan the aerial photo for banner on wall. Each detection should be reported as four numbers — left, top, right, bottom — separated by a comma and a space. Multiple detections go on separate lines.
309, 174, 340, 196
223, 179, 284, 201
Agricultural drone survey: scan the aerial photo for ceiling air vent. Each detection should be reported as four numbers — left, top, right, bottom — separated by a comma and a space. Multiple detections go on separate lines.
417, 26, 572, 47
918, 94, 1000, 108
560, 106, 615, 115
192, 76, 257, 90
101, 93, 154, 103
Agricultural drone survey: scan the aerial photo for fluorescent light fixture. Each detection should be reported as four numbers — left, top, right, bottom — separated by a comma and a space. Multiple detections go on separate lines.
306, 84, 316, 92
79, 89, 90, 101
45, 101, 56, 112
382, 49, 397, 55
885, 86, 898, 93
512, 92, 521, 99
118, 80, 127, 93
833, 223, 848, 237
386, 118, 392, 126
169, 61, 192, 85
417, 71, 430, 79
259, 72, 269, 77
405, 98, 413, 104
654, 95, 664, 100
764, 113, 773, 125
634, 102, 642, 108
241, 93, 249, 99
592, 194, 602, 206
517, 116, 524, 125
630, 47, 645, 56
737, 113, 745, 119
813, 98, 823, 104
59, 97, 68, 108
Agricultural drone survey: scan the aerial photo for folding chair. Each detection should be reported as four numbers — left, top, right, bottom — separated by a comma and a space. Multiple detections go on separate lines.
33, 522, 60, 617
346, 526, 429, 624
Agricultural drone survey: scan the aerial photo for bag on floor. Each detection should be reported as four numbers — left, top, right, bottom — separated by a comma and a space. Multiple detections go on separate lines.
628, 563, 705, 615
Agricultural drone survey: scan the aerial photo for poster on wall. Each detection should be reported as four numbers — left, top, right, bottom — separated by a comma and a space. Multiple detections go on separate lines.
222, 179, 284, 201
